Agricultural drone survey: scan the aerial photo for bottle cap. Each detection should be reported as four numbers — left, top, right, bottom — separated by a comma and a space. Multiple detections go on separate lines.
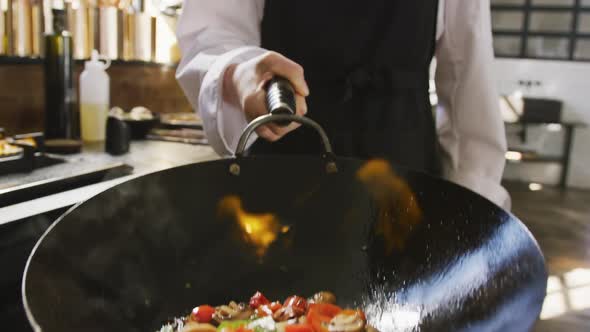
85, 50, 111, 71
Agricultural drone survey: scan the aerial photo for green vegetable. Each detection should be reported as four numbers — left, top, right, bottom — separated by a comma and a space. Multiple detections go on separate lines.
247, 317, 277, 332
217, 320, 251, 330
216, 317, 278, 332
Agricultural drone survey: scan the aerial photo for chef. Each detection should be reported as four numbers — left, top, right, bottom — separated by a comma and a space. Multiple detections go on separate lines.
175, 0, 510, 209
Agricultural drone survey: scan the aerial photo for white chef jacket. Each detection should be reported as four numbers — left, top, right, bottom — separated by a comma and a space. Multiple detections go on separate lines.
175, 0, 511, 210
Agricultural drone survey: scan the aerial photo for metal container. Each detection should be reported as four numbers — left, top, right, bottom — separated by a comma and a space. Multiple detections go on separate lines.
31, 2, 42, 56
121, 9, 134, 60
99, 6, 117, 59
134, 10, 151, 61
6, 0, 14, 55
14, 0, 32, 56
87, 4, 99, 57
0, 2, 5, 54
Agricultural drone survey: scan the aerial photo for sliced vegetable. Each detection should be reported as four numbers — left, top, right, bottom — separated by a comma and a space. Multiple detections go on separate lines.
249, 291, 271, 309
256, 301, 282, 317
308, 304, 342, 319
310, 292, 336, 305
270, 302, 283, 312
191, 305, 216, 323
247, 316, 276, 331
235, 327, 254, 332
283, 296, 308, 313
285, 324, 314, 332
306, 304, 342, 332
180, 321, 217, 332
217, 320, 250, 332
273, 306, 300, 322
327, 310, 365, 332
214, 302, 253, 323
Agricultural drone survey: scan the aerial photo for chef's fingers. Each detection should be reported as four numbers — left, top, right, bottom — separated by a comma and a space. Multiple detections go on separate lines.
266, 93, 307, 136
257, 51, 310, 96
267, 121, 302, 138
244, 90, 269, 122
255, 125, 281, 142
295, 94, 308, 116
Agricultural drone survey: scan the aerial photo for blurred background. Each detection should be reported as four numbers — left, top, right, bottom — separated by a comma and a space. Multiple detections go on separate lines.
0, 0, 187, 136
0, 0, 589, 331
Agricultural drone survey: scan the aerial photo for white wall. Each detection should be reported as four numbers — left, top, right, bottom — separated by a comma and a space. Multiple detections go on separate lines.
494, 58, 590, 189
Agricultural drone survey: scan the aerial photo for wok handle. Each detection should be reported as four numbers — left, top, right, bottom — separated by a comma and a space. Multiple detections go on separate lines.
235, 114, 334, 157
266, 76, 297, 127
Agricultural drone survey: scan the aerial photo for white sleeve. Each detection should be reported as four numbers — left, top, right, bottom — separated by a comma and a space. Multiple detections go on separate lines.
435, 0, 511, 209
175, 0, 266, 156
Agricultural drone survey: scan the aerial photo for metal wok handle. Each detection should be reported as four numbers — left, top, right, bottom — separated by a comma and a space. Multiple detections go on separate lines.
230, 77, 338, 176
266, 76, 296, 126
234, 114, 334, 157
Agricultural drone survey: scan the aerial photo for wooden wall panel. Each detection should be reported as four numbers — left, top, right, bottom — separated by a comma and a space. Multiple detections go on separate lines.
0, 63, 192, 135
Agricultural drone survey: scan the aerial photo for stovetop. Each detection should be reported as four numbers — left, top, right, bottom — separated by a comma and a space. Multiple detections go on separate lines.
0, 132, 134, 208
0, 132, 66, 177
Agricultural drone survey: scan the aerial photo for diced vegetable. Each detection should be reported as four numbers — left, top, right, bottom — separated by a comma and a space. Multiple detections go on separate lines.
256, 301, 282, 317
235, 327, 254, 332
283, 296, 308, 313
270, 302, 283, 312
306, 304, 342, 332
214, 302, 254, 323
273, 306, 306, 322
247, 316, 276, 331
327, 310, 365, 332
191, 305, 216, 323
217, 320, 251, 331
310, 292, 336, 305
285, 324, 314, 332
250, 292, 271, 309
181, 321, 217, 332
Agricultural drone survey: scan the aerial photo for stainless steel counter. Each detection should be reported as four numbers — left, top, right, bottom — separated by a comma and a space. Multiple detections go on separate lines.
0, 141, 218, 225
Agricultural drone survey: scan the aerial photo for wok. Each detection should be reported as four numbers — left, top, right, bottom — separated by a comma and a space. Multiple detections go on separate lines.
23, 81, 547, 332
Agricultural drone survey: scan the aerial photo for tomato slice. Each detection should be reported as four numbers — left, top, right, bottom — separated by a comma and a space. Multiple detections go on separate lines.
190, 305, 215, 323
249, 291, 271, 309
306, 303, 342, 332
284, 295, 308, 313
308, 303, 342, 318
235, 327, 254, 332
269, 301, 283, 312
256, 301, 283, 317
285, 324, 314, 332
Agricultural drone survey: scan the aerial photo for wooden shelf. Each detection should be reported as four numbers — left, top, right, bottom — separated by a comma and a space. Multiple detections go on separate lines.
506, 151, 563, 164
0, 55, 177, 67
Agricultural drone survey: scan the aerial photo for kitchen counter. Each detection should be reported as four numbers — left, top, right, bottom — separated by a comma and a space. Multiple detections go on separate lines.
0, 140, 219, 225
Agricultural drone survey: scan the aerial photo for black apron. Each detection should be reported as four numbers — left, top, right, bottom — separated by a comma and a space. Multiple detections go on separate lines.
251, 0, 440, 175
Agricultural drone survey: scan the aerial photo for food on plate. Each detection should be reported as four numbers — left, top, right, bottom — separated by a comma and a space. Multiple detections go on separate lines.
0, 140, 23, 157
109, 106, 155, 121
158, 291, 379, 332
160, 112, 203, 127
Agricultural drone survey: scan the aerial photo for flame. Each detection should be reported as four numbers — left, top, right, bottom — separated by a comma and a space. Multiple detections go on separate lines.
218, 195, 282, 257
357, 159, 422, 253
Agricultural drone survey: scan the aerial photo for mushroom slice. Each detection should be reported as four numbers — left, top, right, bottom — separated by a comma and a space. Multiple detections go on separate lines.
311, 291, 337, 304
273, 306, 305, 322
365, 325, 380, 332
213, 301, 253, 323
328, 310, 365, 332
181, 321, 216, 332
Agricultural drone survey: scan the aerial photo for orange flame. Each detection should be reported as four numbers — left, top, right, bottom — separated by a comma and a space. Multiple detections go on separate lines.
218, 195, 285, 257
357, 160, 422, 253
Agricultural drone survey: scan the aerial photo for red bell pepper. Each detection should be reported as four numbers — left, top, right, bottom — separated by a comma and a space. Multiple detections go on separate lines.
306, 303, 342, 332
190, 305, 215, 323
285, 324, 314, 332
249, 291, 271, 309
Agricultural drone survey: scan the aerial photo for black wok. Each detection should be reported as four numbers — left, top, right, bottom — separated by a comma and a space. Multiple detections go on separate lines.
23, 82, 547, 332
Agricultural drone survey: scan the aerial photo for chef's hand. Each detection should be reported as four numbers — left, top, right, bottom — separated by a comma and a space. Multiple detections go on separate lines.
224, 51, 309, 142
